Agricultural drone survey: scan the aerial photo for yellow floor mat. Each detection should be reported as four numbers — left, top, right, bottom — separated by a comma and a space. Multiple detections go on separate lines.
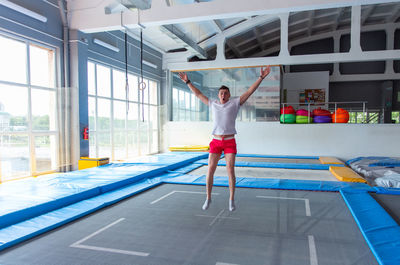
329, 166, 367, 183
319, 157, 344, 164
169, 145, 209, 152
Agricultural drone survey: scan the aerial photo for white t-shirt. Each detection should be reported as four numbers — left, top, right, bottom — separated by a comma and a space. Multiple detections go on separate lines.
209, 97, 241, 135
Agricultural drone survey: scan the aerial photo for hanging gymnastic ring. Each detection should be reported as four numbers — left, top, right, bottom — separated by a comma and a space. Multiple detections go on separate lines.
139, 81, 146, 90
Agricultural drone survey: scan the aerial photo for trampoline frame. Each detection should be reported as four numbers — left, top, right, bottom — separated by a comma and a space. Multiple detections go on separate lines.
0, 152, 399, 265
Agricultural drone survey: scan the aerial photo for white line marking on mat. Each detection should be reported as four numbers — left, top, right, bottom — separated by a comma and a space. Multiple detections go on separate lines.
308, 235, 318, 265
209, 209, 225, 226
70, 218, 149, 257
70, 218, 125, 246
195, 214, 240, 224
257, 195, 311, 216
195, 214, 239, 220
150, 190, 219, 204
216, 262, 240, 265
71, 244, 149, 256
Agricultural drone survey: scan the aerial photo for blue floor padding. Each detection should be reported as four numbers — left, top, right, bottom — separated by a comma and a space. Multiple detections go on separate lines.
0, 152, 207, 231
1, 151, 400, 265
163, 174, 374, 192
166, 163, 204, 174
374, 187, 400, 195
345, 156, 391, 166
340, 191, 400, 265
236, 154, 319, 159
0, 178, 162, 251
194, 159, 344, 170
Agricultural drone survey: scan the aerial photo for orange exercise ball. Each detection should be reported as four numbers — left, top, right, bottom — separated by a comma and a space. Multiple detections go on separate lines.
332, 108, 349, 123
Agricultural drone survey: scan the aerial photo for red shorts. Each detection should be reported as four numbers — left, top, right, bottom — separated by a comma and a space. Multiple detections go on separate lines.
209, 138, 237, 154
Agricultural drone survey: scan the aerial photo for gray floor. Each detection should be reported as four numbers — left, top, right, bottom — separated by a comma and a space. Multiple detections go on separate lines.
189, 165, 338, 181
235, 156, 322, 164
0, 184, 377, 265
370, 193, 400, 225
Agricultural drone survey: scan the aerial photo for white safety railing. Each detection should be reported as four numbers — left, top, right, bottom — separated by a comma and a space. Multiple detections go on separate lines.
280, 101, 368, 124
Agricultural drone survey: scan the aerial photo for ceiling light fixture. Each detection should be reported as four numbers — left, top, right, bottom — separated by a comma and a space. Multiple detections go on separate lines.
93, 38, 120, 52
143, 60, 157, 69
0, 0, 47, 22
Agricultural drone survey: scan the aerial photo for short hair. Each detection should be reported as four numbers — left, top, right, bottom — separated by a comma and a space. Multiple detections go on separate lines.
219, 85, 230, 92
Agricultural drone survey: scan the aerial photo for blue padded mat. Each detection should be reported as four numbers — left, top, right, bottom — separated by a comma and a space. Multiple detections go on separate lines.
163, 174, 375, 192
1, 151, 399, 265
195, 159, 344, 170
341, 191, 400, 265
0, 152, 207, 230
0, 178, 161, 251
237, 154, 319, 159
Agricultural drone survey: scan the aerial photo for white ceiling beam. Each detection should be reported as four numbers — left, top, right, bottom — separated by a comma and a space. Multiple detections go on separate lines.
350, 5, 362, 53
68, 0, 395, 32
68, 0, 125, 33
279, 13, 290, 57
166, 49, 400, 71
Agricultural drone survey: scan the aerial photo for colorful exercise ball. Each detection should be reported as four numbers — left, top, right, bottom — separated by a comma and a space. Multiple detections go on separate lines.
312, 108, 331, 117
280, 106, 295, 115
280, 114, 296, 123
296, 115, 313, 123
332, 108, 349, 123
314, 115, 332, 123
296, 109, 312, 117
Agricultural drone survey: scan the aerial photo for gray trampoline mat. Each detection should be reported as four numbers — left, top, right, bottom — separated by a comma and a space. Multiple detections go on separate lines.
189, 165, 338, 181
0, 184, 378, 265
370, 193, 400, 225
234, 156, 321, 164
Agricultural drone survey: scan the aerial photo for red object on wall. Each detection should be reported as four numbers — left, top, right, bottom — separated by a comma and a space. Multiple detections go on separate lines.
83, 127, 89, 140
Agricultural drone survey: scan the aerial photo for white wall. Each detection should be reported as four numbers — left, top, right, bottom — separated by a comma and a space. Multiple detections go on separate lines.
283, 71, 329, 105
164, 121, 400, 161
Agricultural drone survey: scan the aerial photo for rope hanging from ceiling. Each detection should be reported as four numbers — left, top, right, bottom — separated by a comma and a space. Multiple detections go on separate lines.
124, 30, 129, 115
139, 28, 146, 122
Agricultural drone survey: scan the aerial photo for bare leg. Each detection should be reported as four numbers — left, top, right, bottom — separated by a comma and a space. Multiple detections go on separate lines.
225, 153, 236, 211
203, 152, 221, 210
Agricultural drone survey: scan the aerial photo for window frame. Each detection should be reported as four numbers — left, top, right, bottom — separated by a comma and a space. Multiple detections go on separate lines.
87, 60, 160, 160
0, 33, 59, 181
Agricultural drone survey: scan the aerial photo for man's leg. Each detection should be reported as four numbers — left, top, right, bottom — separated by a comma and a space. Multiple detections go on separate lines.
203, 152, 221, 210
224, 153, 236, 211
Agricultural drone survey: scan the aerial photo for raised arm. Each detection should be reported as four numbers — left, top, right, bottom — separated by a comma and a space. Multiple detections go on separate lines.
239, 66, 271, 106
178, 72, 209, 105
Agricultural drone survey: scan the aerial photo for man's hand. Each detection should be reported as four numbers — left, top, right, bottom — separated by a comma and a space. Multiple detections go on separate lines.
240, 65, 272, 105
178, 72, 209, 105
260, 66, 271, 79
178, 72, 188, 83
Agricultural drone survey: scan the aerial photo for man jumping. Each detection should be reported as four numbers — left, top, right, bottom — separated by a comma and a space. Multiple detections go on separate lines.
178, 66, 271, 211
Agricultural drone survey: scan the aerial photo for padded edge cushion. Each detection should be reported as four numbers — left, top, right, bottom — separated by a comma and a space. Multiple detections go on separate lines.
330, 166, 367, 183
319, 157, 344, 165
340, 191, 400, 265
